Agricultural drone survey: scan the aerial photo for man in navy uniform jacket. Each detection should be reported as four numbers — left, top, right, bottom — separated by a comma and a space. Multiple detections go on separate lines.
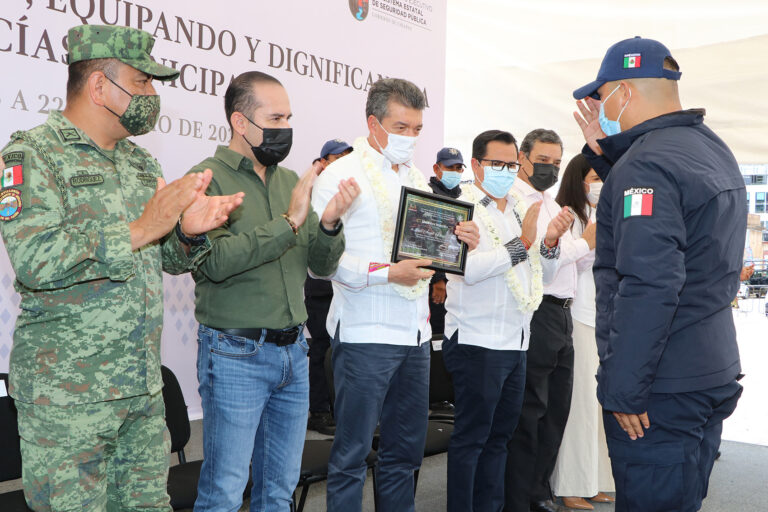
572, 37, 744, 512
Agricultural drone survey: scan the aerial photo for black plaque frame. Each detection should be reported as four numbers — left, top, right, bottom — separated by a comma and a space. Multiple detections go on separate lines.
391, 187, 474, 275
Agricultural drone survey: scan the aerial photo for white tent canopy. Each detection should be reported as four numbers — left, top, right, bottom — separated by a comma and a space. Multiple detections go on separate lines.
444, 0, 768, 165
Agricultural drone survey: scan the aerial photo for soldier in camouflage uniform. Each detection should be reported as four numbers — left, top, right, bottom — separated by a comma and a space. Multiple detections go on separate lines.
0, 25, 243, 511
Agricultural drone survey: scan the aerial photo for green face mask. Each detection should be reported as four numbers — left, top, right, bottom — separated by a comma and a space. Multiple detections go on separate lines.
104, 76, 160, 136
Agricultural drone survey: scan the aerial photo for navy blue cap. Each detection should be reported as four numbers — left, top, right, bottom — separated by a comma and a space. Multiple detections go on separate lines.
436, 147, 464, 167
320, 139, 352, 159
573, 36, 682, 100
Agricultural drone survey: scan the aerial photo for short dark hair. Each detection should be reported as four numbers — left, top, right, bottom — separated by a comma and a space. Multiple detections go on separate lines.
224, 71, 282, 130
472, 130, 517, 161
366, 78, 425, 120
66, 58, 117, 101
663, 56, 680, 72
519, 128, 563, 155
555, 153, 593, 228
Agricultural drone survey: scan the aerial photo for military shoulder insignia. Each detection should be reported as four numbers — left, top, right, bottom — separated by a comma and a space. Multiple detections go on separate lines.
129, 157, 146, 171
0, 188, 22, 221
59, 128, 81, 142
623, 187, 653, 218
70, 172, 105, 187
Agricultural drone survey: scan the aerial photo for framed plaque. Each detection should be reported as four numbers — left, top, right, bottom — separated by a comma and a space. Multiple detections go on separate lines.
392, 187, 474, 275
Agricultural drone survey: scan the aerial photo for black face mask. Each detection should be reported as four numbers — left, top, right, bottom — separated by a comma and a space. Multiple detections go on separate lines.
242, 115, 292, 167
524, 155, 559, 191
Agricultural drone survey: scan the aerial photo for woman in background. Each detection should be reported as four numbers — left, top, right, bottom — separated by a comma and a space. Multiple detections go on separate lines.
551, 154, 615, 510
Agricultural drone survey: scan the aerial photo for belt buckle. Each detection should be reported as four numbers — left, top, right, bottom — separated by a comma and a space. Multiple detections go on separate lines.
278, 327, 299, 346
563, 298, 573, 308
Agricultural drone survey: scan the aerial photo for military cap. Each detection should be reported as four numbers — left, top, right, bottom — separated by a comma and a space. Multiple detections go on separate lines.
436, 147, 465, 167
67, 25, 179, 81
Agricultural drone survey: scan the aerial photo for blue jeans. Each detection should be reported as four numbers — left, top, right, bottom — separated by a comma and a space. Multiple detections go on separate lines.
442, 331, 526, 512
327, 333, 430, 512
193, 325, 309, 512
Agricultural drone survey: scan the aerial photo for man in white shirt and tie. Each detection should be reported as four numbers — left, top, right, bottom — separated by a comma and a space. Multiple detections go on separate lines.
311, 78, 480, 512
444, 130, 573, 512
504, 129, 596, 512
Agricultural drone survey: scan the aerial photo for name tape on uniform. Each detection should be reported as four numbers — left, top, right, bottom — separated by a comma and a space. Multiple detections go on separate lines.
624, 187, 654, 218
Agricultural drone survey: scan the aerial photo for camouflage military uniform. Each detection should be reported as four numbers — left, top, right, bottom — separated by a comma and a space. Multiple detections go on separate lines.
0, 25, 202, 512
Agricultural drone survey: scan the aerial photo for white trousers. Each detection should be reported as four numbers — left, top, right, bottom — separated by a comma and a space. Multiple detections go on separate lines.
550, 319, 614, 497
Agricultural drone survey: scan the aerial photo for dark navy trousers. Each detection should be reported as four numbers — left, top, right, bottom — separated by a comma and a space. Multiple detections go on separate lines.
443, 331, 527, 512
304, 295, 332, 413
326, 333, 429, 512
604, 380, 742, 512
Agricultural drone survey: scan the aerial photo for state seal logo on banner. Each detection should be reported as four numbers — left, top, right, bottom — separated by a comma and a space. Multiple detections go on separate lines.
349, 0, 370, 21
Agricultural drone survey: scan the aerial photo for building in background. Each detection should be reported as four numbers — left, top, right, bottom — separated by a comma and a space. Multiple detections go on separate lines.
741, 164, 768, 261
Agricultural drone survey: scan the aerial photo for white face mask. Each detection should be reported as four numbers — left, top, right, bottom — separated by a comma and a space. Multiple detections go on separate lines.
374, 117, 418, 165
586, 182, 603, 204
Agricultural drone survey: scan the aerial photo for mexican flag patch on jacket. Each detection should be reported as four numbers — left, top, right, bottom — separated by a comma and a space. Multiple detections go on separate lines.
2, 164, 23, 188
623, 187, 653, 218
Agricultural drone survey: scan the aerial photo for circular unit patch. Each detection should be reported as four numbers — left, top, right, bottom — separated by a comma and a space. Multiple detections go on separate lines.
0, 188, 22, 221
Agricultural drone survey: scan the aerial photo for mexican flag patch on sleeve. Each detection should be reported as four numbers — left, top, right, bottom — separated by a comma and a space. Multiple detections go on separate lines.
2, 163, 23, 188
623, 187, 653, 218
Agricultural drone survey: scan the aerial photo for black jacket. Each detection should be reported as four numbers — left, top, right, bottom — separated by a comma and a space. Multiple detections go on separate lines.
428, 176, 462, 199
583, 109, 744, 414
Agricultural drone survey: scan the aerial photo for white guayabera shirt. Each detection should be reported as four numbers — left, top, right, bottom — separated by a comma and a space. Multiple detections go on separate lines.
445, 193, 560, 351
311, 137, 431, 346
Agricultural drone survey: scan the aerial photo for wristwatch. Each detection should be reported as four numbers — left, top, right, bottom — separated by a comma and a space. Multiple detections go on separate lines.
319, 220, 343, 236
175, 218, 207, 246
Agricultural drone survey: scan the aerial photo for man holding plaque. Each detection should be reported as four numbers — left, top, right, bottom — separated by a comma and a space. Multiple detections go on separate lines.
312, 78, 479, 512
443, 130, 573, 512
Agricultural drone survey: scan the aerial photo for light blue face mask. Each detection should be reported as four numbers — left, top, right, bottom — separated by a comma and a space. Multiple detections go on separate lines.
598, 84, 631, 137
440, 170, 462, 189
482, 167, 517, 198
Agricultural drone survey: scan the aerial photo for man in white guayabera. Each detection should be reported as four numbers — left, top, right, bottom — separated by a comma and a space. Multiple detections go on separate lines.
311, 78, 480, 512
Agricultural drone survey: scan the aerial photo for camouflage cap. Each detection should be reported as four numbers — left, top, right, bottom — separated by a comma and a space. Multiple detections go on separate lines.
67, 25, 179, 81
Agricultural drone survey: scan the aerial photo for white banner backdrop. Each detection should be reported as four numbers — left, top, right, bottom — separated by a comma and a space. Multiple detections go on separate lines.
0, 0, 447, 418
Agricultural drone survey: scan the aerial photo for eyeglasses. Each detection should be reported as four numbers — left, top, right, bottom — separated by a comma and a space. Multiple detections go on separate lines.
478, 159, 520, 172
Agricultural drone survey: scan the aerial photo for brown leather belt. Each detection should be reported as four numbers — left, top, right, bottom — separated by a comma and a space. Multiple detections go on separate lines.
219, 326, 302, 346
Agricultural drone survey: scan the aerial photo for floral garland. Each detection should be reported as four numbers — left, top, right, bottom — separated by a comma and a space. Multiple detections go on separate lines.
461, 184, 544, 312
354, 136, 431, 300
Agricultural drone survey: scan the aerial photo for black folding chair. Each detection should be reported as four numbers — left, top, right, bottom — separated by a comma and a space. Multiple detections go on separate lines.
0, 373, 33, 511
428, 334, 455, 422
294, 439, 377, 512
161, 365, 205, 510
162, 365, 253, 510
